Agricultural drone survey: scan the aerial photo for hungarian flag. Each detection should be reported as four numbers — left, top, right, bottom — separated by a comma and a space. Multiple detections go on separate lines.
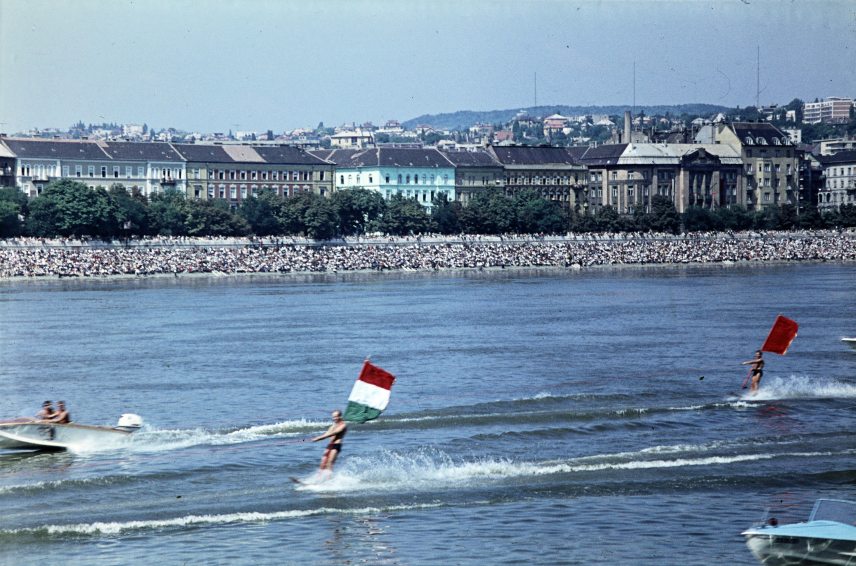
761, 315, 799, 355
343, 361, 396, 423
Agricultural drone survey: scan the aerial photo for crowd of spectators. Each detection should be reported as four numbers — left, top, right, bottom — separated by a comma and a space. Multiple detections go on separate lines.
1, 231, 854, 279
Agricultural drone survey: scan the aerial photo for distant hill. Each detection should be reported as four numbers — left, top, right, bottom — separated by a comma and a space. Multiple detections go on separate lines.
402, 104, 732, 130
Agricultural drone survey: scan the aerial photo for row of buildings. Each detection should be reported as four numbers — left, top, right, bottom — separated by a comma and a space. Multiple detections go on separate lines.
1, 119, 854, 215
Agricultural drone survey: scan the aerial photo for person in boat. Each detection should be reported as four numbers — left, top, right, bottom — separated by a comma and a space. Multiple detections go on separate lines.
49, 401, 71, 424
311, 410, 348, 473
36, 401, 55, 421
742, 350, 765, 394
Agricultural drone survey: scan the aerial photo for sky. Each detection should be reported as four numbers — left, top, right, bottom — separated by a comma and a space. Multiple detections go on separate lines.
1, 0, 854, 134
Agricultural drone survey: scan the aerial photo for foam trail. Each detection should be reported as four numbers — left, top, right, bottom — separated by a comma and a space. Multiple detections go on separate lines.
0, 503, 443, 537
121, 419, 323, 454
295, 446, 856, 493
751, 375, 856, 401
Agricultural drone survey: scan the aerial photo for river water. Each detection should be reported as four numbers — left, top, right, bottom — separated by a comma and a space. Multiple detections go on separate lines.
1, 263, 855, 565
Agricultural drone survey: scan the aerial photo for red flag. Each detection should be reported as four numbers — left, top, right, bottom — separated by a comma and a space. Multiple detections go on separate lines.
357, 360, 396, 390
761, 315, 798, 355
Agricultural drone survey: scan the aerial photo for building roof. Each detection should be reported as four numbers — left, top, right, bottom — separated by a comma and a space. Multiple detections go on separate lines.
619, 143, 742, 166
221, 145, 265, 163
729, 122, 791, 147
171, 143, 234, 163
253, 145, 331, 165
101, 142, 184, 162
309, 149, 361, 165
1, 138, 111, 160
577, 144, 628, 165
331, 148, 453, 168
819, 149, 856, 165
489, 145, 581, 166
441, 150, 501, 167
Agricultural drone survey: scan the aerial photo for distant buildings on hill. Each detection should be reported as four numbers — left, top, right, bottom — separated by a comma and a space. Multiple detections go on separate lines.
2, 98, 855, 215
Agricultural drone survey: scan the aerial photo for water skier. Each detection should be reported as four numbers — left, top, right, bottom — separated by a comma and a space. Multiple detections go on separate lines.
312, 409, 347, 473
742, 350, 765, 395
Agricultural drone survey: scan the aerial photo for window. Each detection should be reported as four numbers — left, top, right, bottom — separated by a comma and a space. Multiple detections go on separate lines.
76, 165, 82, 177
126, 166, 133, 178
88, 166, 95, 177
340, 175, 345, 184
63, 166, 70, 177
385, 175, 390, 183
261, 171, 267, 180
251, 171, 258, 180
114, 166, 120, 178
101, 166, 107, 177
240, 171, 247, 180
369, 175, 373, 184
230, 186, 237, 199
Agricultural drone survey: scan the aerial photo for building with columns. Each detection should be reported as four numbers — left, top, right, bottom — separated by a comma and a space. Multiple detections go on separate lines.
578, 143, 743, 215
696, 122, 800, 211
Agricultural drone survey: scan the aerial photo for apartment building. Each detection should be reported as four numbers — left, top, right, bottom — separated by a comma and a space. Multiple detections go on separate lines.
441, 149, 504, 205
818, 149, 856, 211
486, 145, 587, 210
316, 147, 455, 209
701, 122, 800, 211
803, 97, 854, 125
0, 138, 185, 197
172, 144, 333, 204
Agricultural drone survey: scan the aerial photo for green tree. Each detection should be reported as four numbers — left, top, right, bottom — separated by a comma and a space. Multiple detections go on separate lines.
0, 200, 22, 237
331, 188, 386, 236
239, 190, 284, 236
648, 195, 680, 234
26, 179, 117, 238
148, 189, 189, 236
109, 184, 150, 237
682, 207, 721, 232
594, 205, 620, 232
514, 190, 566, 233
185, 199, 250, 236
380, 194, 431, 235
303, 197, 338, 240
430, 193, 461, 234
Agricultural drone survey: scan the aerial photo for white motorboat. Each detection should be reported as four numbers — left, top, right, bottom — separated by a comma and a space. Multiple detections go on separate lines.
0, 414, 143, 451
743, 499, 856, 565
842, 337, 856, 350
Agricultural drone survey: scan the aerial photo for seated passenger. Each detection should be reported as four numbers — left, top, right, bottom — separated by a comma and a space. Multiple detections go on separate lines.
50, 401, 71, 424
36, 401, 55, 421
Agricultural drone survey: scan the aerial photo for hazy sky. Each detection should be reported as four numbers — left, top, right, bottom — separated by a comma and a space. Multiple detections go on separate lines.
1, 0, 854, 134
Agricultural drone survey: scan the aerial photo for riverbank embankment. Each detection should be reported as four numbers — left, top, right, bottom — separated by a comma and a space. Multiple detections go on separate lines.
1, 231, 855, 279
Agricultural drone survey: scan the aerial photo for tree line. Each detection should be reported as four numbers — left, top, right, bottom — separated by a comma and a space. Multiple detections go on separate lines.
1, 179, 855, 240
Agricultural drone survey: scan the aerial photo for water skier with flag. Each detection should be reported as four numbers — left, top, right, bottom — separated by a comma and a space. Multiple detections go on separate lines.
309, 360, 396, 475
741, 315, 798, 395
311, 410, 347, 473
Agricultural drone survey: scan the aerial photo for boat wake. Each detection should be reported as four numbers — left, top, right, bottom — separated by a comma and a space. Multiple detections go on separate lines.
122, 419, 324, 454
0, 502, 445, 537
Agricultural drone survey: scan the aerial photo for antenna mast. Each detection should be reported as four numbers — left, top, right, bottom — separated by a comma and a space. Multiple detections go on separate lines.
756, 46, 760, 108
534, 72, 537, 109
